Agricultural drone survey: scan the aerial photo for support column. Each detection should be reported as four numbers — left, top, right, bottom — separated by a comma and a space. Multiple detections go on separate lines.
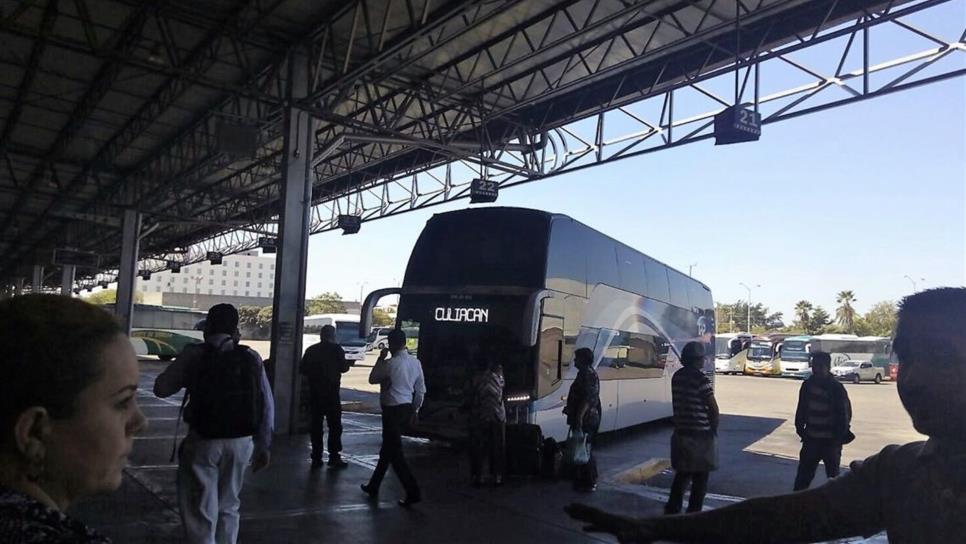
60, 265, 75, 297
13, 277, 23, 296
115, 209, 141, 335
269, 49, 315, 435
32, 265, 43, 294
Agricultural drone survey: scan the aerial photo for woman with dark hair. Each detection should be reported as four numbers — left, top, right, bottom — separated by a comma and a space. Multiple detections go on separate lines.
564, 347, 602, 492
0, 294, 147, 542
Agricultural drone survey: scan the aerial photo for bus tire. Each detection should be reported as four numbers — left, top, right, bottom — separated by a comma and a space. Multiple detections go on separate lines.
874, 374, 882, 384
158, 354, 175, 361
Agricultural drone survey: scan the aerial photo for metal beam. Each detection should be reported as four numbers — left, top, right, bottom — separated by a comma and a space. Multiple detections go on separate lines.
115, 209, 140, 335
268, 50, 315, 435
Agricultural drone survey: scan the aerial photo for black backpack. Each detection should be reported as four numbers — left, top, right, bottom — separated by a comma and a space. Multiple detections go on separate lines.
186, 342, 264, 439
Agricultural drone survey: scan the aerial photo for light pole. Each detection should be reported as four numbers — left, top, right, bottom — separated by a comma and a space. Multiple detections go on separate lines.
739, 282, 760, 332
688, 263, 697, 277
358, 281, 368, 306
903, 275, 917, 292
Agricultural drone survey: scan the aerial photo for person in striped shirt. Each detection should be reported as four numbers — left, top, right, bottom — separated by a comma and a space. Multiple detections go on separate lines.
464, 351, 507, 486
793, 351, 854, 491
666, 341, 720, 515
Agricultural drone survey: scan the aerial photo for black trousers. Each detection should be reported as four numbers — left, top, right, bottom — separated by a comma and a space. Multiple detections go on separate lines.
794, 438, 842, 491
469, 420, 506, 480
309, 390, 342, 461
666, 471, 709, 514
368, 404, 420, 498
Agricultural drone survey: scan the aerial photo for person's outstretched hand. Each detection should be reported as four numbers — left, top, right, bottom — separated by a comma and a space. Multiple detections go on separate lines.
565, 503, 657, 543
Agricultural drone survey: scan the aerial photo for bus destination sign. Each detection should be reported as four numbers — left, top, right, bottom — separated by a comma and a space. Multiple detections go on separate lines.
435, 307, 489, 323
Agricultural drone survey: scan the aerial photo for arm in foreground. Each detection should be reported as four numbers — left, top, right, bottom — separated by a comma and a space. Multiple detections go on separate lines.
566, 464, 884, 544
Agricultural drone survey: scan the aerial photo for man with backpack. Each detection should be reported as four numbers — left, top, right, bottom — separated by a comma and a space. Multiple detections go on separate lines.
154, 303, 274, 544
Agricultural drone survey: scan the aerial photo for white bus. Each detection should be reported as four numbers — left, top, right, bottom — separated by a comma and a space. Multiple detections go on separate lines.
304, 313, 369, 361
714, 332, 751, 374
360, 207, 714, 441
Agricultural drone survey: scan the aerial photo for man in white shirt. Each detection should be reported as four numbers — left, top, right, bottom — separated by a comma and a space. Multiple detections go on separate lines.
361, 329, 426, 506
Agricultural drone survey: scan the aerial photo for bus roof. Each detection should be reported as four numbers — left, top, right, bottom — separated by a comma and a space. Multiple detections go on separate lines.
305, 313, 360, 322
783, 335, 813, 341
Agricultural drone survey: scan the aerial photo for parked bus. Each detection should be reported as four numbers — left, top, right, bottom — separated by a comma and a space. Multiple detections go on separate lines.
359, 207, 714, 441
123, 304, 207, 360
304, 313, 369, 361
813, 334, 892, 379
715, 332, 751, 374
743, 334, 794, 376
780, 335, 814, 378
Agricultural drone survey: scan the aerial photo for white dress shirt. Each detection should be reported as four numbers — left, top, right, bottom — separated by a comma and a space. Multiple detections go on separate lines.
368, 349, 426, 410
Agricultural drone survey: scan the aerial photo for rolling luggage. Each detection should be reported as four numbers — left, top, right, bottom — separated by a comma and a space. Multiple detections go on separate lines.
505, 423, 543, 476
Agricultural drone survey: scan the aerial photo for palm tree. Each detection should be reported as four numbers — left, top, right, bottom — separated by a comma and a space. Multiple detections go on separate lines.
794, 300, 813, 333
836, 290, 858, 334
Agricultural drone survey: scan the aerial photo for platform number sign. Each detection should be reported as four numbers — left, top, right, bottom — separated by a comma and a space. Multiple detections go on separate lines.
714, 105, 762, 145
470, 178, 499, 203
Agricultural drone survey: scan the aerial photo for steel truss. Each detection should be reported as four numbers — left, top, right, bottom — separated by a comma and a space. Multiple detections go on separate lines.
76, 0, 963, 288
5, 0, 963, 288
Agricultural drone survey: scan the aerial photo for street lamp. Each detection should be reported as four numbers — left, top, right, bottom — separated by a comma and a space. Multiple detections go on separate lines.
903, 275, 918, 292
358, 281, 368, 306
688, 263, 697, 277
739, 282, 760, 332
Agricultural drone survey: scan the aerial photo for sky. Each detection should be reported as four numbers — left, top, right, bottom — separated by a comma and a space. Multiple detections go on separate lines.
301, 6, 966, 323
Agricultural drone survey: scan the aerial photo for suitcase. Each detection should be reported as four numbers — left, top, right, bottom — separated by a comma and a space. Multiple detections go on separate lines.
541, 437, 563, 479
505, 423, 543, 476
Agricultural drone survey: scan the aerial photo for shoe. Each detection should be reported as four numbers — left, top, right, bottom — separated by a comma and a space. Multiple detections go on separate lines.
327, 458, 349, 469
360, 483, 378, 498
310, 459, 323, 470
493, 475, 504, 486
398, 494, 422, 507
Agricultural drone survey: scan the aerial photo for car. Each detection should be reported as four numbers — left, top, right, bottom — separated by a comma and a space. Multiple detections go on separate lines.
831, 360, 884, 384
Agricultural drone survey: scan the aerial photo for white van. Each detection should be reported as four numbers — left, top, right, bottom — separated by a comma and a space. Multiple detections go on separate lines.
304, 313, 368, 361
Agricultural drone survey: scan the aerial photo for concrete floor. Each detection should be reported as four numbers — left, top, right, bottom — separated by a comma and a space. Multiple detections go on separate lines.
69, 360, 909, 543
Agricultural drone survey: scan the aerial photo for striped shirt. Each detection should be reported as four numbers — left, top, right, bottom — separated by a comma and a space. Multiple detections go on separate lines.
467, 369, 506, 423
801, 378, 835, 440
671, 366, 714, 432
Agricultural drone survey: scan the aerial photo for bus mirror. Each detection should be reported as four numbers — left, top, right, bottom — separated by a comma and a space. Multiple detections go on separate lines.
522, 290, 554, 346
359, 287, 402, 339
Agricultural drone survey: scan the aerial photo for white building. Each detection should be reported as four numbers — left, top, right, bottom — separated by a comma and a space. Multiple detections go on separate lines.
137, 250, 276, 300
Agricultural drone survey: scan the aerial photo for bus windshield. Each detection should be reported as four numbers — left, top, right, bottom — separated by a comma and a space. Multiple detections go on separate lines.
714, 337, 731, 358
782, 340, 810, 361
335, 321, 365, 346
748, 342, 773, 360
397, 294, 533, 403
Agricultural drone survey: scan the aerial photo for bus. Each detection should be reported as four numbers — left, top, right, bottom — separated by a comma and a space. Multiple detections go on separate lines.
744, 334, 795, 376
304, 313, 369, 361
714, 332, 751, 374
123, 304, 207, 360
780, 335, 814, 378
359, 207, 714, 442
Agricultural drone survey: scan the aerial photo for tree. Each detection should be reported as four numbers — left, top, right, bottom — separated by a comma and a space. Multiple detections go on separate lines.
256, 305, 273, 332
835, 290, 858, 334
86, 289, 143, 305
372, 307, 393, 327
794, 300, 813, 332
863, 301, 898, 336
810, 306, 832, 334
238, 305, 265, 338
305, 292, 346, 315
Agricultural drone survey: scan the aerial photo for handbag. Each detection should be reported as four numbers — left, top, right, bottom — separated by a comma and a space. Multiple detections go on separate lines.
565, 427, 591, 466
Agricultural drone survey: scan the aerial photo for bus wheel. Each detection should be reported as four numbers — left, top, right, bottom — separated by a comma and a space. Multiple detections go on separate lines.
852, 374, 860, 384
158, 354, 174, 361
874, 374, 882, 384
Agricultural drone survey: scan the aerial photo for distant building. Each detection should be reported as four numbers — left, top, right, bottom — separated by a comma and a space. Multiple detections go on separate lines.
137, 250, 275, 309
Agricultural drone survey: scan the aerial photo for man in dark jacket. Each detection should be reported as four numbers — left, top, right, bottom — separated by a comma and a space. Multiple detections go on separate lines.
793, 351, 854, 490
300, 325, 352, 469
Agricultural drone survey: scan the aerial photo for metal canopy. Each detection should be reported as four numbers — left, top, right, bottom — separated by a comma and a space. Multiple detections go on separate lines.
0, 0, 963, 286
